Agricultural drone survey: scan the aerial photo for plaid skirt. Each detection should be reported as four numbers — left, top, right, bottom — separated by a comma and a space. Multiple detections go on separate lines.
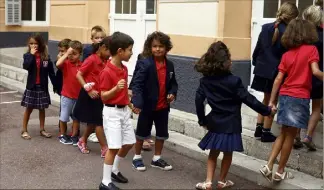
21, 85, 51, 109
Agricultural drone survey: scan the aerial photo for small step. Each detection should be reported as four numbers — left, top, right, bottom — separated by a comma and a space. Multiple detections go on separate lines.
0, 63, 27, 83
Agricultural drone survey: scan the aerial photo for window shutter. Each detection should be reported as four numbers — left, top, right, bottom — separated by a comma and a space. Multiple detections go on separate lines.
5, 0, 21, 25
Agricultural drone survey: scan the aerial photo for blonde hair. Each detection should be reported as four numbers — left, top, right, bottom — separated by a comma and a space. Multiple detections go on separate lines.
90, 25, 106, 39
272, 2, 299, 45
303, 5, 323, 27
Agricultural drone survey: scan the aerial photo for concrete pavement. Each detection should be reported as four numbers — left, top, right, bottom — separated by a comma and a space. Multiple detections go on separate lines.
0, 86, 267, 189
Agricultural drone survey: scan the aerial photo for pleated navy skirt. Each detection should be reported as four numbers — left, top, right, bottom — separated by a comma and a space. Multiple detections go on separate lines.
198, 131, 244, 152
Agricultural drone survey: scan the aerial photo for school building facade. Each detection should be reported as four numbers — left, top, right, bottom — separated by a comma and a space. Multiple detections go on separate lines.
0, 0, 317, 113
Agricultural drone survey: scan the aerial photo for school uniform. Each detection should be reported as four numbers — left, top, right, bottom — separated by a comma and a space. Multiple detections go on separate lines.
277, 45, 319, 129
311, 26, 323, 100
73, 54, 106, 126
129, 54, 144, 90
131, 56, 178, 140
21, 52, 56, 109
251, 22, 287, 93
100, 61, 136, 149
82, 45, 93, 62
195, 73, 271, 152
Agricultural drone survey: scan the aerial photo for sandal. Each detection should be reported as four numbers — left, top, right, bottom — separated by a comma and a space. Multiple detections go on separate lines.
302, 136, 316, 151
259, 165, 272, 182
142, 141, 152, 151
195, 181, 212, 190
77, 140, 90, 154
40, 130, 52, 138
21, 131, 31, 140
273, 171, 294, 182
217, 180, 234, 189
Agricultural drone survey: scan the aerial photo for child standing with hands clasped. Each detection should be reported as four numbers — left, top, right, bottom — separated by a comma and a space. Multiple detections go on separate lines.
99, 31, 136, 190
21, 33, 56, 140
131, 31, 178, 171
56, 41, 83, 145
260, 19, 323, 182
194, 41, 276, 189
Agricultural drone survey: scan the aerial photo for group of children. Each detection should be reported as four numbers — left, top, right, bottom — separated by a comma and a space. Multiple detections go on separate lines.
19, 2, 323, 190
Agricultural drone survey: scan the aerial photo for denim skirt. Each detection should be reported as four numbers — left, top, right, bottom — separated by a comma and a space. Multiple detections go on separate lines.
277, 95, 310, 129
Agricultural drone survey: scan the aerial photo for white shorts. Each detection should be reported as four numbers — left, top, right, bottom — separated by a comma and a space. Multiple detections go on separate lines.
103, 105, 136, 149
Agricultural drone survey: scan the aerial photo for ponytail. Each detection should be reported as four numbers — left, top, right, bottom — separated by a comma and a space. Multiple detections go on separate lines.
272, 18, 281, 45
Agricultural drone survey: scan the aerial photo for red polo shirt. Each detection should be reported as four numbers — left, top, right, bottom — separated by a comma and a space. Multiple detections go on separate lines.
79, 54, 106, 91
155, 59, 168, 110
35, 53, 41, 84
59, 60, 82, 99
99, 61, 129, 105
278, 45, 319, 99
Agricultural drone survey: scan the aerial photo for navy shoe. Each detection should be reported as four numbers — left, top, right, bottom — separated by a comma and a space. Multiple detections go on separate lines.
132, 158, 146, 171
111, 172, 128, 183
58, 135, 72, 145
254, 126, 262, 139
261, 131, 276, 142
71, 136, 79, 146
151, 158, 172, 171
99, 182, 120, 190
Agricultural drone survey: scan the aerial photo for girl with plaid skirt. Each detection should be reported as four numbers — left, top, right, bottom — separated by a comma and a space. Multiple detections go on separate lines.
21, 33, 56, 140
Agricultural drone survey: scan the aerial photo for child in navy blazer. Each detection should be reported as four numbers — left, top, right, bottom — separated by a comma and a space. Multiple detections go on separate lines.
194, 41, 276, 189
21, 33, 56, 140
251, 2, 298, 143
131, 31, 178, 171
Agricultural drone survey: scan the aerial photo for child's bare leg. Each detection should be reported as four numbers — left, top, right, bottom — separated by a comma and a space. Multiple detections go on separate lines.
256, 93, 271, 124
71, 120, 80, 137
22, 107, 33, 132
267, 127, 286, 170
277, 127, 297, 174
219, 152, 233, 182
135, 139, 144, 155
39, 109, 45, 131
80, 124, 94, 143
306, 99, 322, 138
59, 121, 68, 135
154, 139, 164, 155
102, 149, 119, 186
206, 150, 220, 183
96, 126, 108, 149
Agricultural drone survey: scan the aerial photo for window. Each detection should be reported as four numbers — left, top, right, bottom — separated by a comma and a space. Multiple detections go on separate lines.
146, 0, 157, 14
263, 0, 316, 18
115, 0, 137, 14
5, 0, 21, 25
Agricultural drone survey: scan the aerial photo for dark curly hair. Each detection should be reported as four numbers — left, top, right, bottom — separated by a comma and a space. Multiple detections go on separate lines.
141, 31, 173, 58
194, 41, 231, 76
27, 33, 48, 60
281, 18, 318, 49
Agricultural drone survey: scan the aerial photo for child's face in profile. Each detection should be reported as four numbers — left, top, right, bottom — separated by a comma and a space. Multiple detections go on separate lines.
119, 45, 133, 62
99, 46, 111, 60
68, 49, 81, 63
151, 39, 166, 58
29, 38, 39, 51
58, 47, 67, 57
91, 32, 105, 44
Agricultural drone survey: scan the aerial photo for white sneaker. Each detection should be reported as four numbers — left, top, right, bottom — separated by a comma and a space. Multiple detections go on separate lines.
88, 133, 99, 143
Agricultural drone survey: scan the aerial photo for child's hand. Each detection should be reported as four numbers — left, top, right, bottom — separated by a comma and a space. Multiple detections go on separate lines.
116, 79, 126, 90
88, 90, 99, 99
167, 94, 175, 103
30, 47, 37, 55
84, 82, 95, 92
269, 103, 277, 117
67, 47, 74, 55
132, 106, 141, 114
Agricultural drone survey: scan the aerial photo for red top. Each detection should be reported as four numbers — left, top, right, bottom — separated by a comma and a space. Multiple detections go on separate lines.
35, 53, 41, 84
59, 60, 82, 99
99, 60, 129, 105
278, 45, 319, 99
79, 54, 106, 91
155, 59, 168, 110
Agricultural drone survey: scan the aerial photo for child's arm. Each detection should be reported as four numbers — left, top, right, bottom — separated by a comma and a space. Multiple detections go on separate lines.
56, 47, 73, 68
48, 58, 57, 91
168, 65, 178, 97
100, 71, 125, 101
129, 59, 142, 91
195, 80, 207, 127
269, 72, 284, 106
23, 53, 36, 71
311, 62, 323, 81
131, 60, 149, 110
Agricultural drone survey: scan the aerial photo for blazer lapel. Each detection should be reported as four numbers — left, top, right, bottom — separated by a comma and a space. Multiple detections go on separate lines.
165, 57, 171, 90
149, 56, 159, 86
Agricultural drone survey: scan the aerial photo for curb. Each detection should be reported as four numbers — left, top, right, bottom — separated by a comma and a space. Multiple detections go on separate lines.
1, 76, 323, 189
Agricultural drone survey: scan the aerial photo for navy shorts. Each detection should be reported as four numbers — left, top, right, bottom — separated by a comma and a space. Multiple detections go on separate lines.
136, 108, 169, 140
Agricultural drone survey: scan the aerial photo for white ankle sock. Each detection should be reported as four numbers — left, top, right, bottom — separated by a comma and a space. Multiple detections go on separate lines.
102, 164, 112, 186
133, 154, 142, 160
152, 155, 161, 162
112, 155, 123, 175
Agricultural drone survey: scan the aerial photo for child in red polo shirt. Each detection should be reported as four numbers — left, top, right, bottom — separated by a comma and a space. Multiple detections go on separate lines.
260, 19, 323, 182
56, 40, 83, 146
73, 37, 111, 157
99, 32, 135, 190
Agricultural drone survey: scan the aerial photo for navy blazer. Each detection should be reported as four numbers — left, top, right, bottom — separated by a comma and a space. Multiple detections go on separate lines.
313, 26, 323, 88
131, 56, 178, 111
129, 54, 144, 90
195, 73, 271, 134
82, 45, 93, 62
23, 53, 56, 92
252, 22, 287, 80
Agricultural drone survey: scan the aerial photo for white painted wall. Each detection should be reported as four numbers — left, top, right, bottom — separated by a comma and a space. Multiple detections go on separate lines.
158, 1, 218, 38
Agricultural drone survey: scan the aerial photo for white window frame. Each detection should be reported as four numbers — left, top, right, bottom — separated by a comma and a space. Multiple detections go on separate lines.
21, 0, 50, 26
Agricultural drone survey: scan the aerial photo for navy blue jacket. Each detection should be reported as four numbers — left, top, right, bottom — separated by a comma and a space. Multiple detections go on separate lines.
131, 56, 178, 111
129, 54, 144, 90
54, 60, 63, 96
313, 26, 323, 89
195, 73, 271, 133
82, 45, 93, 62
252, 22, 287, 80
23, 53, 56, 92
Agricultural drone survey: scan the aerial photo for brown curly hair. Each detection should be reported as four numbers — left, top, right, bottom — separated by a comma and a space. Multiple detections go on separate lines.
141, 31, 173, 58
27, 33, 48, 60
281, 18, 318, 49
194, 41, 231, 76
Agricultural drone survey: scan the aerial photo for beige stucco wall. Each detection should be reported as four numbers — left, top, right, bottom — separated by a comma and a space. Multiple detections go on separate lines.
49, 0, 109, 44
0, 0, 48, 32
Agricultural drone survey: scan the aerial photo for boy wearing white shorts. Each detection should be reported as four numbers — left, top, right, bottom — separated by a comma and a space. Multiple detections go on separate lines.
99, 32, 135, 190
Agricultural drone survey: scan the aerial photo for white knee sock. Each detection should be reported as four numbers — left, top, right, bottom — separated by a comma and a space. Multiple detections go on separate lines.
152, 155, 161, 162
112, 155, 123, 175
102, 164, 112, 186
